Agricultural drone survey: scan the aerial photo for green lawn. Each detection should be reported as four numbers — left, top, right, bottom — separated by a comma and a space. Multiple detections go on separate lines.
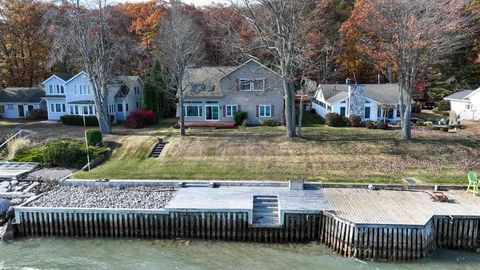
73, 115, 480, 184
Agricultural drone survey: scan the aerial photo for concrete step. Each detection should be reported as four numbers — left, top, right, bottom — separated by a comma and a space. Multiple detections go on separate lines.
253, 212, 278, 216
253, 205, 278, 210
252, 195, 280, 228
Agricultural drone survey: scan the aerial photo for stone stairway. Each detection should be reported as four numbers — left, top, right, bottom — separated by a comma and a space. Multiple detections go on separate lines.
252, 195, 280, 227
149, 139, 168, 158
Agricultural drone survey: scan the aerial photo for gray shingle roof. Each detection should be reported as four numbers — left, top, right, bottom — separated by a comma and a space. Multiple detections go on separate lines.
444, 90, 474, 101
68, 100, 95, 105
183, 66, 236, 98
0, 87, 45, 103
56, 74, 75, 82
318, 84, 401, 104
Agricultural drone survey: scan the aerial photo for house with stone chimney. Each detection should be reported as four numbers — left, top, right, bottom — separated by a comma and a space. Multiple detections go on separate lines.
312, 82, 406, 122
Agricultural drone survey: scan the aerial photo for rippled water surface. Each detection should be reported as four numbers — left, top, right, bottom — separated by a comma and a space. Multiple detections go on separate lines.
1, 238, 479, 270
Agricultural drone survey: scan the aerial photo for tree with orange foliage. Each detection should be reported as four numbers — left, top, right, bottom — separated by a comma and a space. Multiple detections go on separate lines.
0, 0, 52, 87
117, 0, 166, 52
345, 0, 476, 140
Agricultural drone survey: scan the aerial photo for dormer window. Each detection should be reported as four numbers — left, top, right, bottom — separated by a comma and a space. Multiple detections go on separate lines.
239, 79, 265, 91
190, 83, 205, 92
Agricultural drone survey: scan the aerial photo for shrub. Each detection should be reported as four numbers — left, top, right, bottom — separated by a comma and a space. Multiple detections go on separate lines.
125, 109, 157, 129
241, 119, 248, 128
424, 121, 433, 126
28, 109, 48, 120
258, 119, 280, 126
411, 104, 422, 113
348, 115, 362, 127
325, 112, 348, 127
12, 147, 45, 163
7, 138, 32, 160
233, 111, 248, 125
60, 115, 99, 126
43, 138, 108, 168
86, 129, 102, 146
365, 120, 374, 129
437, 100, 451, 111
376, 121, 388, 130
441, 126, 449, 132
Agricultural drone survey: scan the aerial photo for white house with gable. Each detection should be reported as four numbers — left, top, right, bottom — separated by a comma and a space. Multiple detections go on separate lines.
444, 87, 480, 121
312, 82, 408, 122
43, 72, 143, 122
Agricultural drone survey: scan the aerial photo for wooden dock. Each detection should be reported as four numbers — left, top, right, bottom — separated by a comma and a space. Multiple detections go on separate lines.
11, 181, 480, 261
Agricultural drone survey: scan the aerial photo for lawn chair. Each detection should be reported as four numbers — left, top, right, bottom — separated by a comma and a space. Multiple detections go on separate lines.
466, 171, 478, 195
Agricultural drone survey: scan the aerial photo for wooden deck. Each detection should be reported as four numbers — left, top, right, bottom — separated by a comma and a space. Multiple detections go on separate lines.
322, 188, 480, 225
182, 121, 236, 128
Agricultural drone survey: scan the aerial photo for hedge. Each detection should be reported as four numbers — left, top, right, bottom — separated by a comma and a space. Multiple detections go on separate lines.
43, 138, 108, 168
12, 138, 108, 168
325, 112, 348, 127
60, 115, 99, 126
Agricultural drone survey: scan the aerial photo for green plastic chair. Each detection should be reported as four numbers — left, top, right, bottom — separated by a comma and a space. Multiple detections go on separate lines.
466, 171, 478, 195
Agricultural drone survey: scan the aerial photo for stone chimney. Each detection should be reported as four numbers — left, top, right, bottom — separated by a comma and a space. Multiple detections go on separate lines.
348, 85, 365, 117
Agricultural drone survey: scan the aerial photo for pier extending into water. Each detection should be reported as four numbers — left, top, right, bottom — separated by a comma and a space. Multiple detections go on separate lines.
12, 179, 480, 261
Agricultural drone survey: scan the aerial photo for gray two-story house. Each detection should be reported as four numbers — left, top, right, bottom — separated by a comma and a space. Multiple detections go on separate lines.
178, 59, 284, 125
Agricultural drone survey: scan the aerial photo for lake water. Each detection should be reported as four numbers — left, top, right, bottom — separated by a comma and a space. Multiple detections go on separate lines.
0, 238, 479, 270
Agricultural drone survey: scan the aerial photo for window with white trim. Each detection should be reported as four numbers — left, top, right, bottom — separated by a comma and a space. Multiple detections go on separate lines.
364, 107, 371, 119
239, 79, 265, 91
259, 105, 271, 117
226, 105, 238, 117
184, 101, 203, 117
50, 103, 65, 113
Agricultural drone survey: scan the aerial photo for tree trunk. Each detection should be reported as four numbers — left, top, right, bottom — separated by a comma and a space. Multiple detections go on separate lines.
401, 95, 412, 140
179, 98, 185, 136
283, 79, 296, 138
290, 89, 296, 136
297, 96, 304, 138
96, 84, 111, 134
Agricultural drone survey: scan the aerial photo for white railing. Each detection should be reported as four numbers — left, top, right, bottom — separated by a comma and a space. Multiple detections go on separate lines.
0, 129, 35, 149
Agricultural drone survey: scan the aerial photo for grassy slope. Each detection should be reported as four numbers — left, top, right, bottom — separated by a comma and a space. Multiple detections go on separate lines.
74, 115, 480, 184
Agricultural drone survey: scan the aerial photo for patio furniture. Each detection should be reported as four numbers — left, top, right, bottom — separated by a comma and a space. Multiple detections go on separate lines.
466, 171, 478, 195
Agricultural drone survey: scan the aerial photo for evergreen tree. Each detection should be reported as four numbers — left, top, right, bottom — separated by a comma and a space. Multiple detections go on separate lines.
142, 61, 176, 120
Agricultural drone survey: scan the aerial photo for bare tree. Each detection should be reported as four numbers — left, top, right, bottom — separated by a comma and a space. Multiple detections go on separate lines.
231, 0, 318, 138
350, 0, 475, 140
156, 0, 205, 136
45, 0, 134, 134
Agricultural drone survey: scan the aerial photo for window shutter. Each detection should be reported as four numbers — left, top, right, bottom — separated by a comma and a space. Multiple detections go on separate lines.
238, 105, 241, 112
256, 105, 259, 117
223, 105, 226, 117
271, 105, 274, 117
